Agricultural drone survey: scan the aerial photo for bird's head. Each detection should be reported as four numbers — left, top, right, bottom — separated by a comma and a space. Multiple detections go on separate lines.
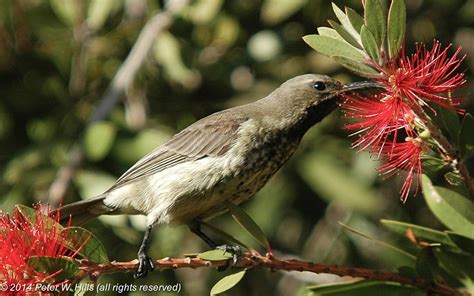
275, 73, 384, 107
264, 74, 384, 133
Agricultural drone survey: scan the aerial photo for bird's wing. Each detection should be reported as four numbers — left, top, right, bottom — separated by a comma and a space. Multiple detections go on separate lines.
110, 111, 247, 189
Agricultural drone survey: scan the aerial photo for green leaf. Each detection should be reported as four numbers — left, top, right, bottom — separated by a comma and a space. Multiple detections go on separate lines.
346, 7, 364, 32
447, 232, 474, 254
339, 222, 416, 261
421, 156, 447, 176
421, 175, 474, 239
332, 55, 380, 78
460, 113, 474, 158
444, 171, 463, 186
298, 152, 382, 213
387, 0, 406, 58
62, 226, 108, 263
381, 219, 456, 248
74, 278, 98, 296
440, 108, 460, 145
331, 3, 362, 48
416, 247, 437, 280
397, 266, 417, 278
198, 249, 234, 261
261, 0, 306, 25
317, 27, 342, 40
87, 0, 117, 30
360, 25, 380, 62
433, 248, 474, 284
328, 20, 362, 49
210, 269, 246, 295
306, 280, 424, 295
303, 35, 366, 61
83, 121, 117, 161
201, 221, 251, 250
49, 0, 78, 26
28, 256, 80, 281
416, 247, 462, 285
226, 202, 271, 251
364, 0, 385, 49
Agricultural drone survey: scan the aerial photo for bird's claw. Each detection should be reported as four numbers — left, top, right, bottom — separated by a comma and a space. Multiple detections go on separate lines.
134, 253, 155, 279
215, 245, 242, 271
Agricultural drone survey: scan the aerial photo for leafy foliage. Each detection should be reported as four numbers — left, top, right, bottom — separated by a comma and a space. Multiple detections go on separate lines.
1, 0, 473, 295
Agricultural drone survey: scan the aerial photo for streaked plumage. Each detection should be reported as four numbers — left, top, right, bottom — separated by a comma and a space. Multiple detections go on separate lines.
56, 74, 383, 278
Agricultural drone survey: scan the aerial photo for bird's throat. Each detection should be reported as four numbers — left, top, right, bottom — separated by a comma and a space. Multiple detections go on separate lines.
292, 97, 339, 137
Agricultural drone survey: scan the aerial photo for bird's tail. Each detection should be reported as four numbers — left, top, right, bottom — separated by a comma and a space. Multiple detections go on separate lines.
55, 194, 116, 226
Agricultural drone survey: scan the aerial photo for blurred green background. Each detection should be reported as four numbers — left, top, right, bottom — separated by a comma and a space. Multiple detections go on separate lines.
1, 0, 473, 295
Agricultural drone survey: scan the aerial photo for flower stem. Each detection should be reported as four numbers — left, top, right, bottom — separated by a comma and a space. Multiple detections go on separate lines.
414, 108, 474, 199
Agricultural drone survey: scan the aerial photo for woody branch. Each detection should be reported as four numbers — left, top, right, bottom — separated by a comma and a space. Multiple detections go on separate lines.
78, 252, 464, 296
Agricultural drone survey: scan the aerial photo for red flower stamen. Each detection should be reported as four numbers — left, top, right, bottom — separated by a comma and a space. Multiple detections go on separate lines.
343, 40, 465, 200
378, 138, 424, 202
0, 205, 91, 294
383, 41, 466, 112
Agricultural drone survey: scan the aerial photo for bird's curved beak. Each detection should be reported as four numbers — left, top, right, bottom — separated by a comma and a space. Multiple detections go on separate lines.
340, 80, 386, 93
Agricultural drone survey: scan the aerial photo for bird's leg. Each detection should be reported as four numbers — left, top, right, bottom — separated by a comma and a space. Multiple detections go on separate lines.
134, 225, 155, 279
189, 220, 219, 248
189, 220, 242, 270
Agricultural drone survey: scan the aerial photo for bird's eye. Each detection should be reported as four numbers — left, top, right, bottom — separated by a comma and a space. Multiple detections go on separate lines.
312, 81, 326, 91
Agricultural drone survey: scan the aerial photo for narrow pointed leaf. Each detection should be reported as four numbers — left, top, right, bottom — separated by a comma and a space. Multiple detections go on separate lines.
226, 202, 271, 251
421, 175, 474, 239
416, 247, 438, 280
440, 108, 460, 144
421, 156, 447, 176
28, 256, 80, 281
360, 25, 380, 62
460, 113, 474, 158
62, 226, 108, 263
346, 7, 364, 32
447, 232, 474, 254
328, 20, 362, 49
331, 55, 380, 78
387, 0, 406, 58
317, 27, 344, 41
303, 35, 366, 61
306, 280, 423, 295
74, 278, 98, 296
444, 171, 463, 186
339, 222, 416, 260
201, 221, 250, 249
198, 250, 234, 261
210, 269, 246, 295
364, 0, 385, 48
331, 3, 362, 46
381, 219, 456, 247
433, 249, 474, 282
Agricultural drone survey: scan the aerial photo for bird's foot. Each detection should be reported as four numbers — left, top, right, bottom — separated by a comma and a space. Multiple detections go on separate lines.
215, 245, 242, 271
134, 252, 155, 279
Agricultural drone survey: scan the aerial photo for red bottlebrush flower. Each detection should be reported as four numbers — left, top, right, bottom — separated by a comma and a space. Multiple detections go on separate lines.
0, 205, 89, 295
342, 93, 414, 153
378, 138, 424, 202
342, 41, 465, 201
383, 41, 466, 111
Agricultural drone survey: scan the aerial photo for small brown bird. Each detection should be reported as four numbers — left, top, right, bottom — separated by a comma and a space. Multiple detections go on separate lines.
57, 74, 382, 278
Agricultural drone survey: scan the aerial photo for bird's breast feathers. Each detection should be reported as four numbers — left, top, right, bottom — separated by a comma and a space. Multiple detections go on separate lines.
104, 119, 300, 225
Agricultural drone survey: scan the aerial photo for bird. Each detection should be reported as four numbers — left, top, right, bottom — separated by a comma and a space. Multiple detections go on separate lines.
56, 74, 382, 278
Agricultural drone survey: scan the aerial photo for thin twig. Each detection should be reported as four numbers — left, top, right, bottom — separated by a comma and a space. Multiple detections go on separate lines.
48, 0, 188, 205
77, 252, 465, 296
